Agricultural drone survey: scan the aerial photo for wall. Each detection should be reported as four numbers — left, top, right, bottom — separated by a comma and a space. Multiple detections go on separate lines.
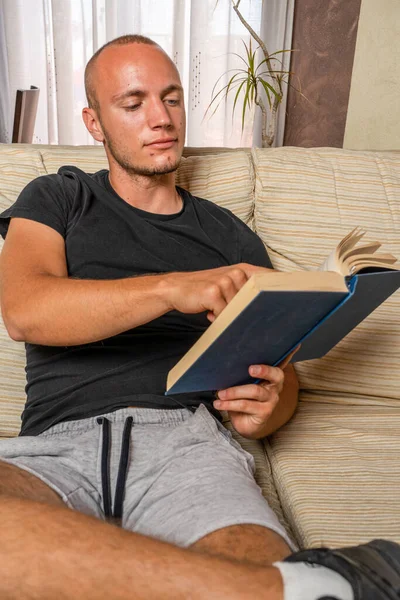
343, 0, 400, 150
283, 0, 361, 147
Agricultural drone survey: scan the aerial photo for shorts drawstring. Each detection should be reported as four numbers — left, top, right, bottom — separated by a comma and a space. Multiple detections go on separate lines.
97, 415, 133, 522
98, 416, 112, 518
113, 416, 134, 520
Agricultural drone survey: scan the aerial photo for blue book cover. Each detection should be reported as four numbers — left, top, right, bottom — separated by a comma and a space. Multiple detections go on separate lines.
165, 269, 400, 395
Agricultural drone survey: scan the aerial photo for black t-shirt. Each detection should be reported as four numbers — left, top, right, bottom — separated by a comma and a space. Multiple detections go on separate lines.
0, 166, 273, 436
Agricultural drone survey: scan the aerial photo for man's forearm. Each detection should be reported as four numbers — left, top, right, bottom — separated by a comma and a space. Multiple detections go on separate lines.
3, 273, 172, 346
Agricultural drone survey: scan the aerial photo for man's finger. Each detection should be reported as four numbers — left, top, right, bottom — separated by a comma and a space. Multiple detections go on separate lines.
214, 398, 271, 415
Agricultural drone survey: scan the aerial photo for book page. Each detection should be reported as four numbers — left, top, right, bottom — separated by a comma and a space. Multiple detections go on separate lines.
343, 253, 399, 273
338, 227, 366, 256
317, 227, 364, 274
317, 227, 398, 276
342, 242, 382, 261
317, 247, 340, 273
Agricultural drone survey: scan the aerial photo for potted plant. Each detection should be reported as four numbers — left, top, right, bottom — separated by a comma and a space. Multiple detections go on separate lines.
207, 0, 294, 148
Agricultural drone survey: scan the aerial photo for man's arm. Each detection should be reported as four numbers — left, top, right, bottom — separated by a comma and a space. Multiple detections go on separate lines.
0, 218, 172, 346
0, 218, 265, 347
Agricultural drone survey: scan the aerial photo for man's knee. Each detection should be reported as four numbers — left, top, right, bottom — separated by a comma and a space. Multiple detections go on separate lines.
189, 523, 291, 566
0, 460, 65, 507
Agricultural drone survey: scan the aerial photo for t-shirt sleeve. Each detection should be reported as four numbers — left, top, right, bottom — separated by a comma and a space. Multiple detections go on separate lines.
0, 174, 68, 240
234, 216, 274, 269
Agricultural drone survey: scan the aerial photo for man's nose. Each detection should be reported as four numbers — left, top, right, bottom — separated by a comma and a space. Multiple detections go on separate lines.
147, 98, 173, 128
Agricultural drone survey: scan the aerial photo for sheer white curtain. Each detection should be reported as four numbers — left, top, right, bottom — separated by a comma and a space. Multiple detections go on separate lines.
256, 0, 295, 147
0, 0, 293, 146
0, 2, 10, 143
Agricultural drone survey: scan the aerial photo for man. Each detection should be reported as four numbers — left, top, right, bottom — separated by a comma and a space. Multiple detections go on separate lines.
0, 34, 398, 600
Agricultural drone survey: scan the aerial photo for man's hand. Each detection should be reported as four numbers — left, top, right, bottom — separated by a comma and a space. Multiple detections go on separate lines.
162, 263, 274, 322
213, 345, 301, 439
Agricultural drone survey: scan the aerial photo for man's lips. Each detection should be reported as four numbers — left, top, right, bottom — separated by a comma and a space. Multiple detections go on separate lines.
146, 138, 177, 149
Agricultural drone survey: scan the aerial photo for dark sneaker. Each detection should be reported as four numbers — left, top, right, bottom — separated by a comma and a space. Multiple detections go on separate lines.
284, 539, 400, 600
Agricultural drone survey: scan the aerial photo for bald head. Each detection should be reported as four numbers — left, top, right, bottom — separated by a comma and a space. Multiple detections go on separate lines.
81, 37, 185, 179
85, 34, 163, 112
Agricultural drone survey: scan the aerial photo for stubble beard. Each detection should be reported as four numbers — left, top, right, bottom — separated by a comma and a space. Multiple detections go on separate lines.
103, 128, 181, 177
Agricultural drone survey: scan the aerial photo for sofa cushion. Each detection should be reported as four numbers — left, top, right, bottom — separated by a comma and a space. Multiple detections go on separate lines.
0, 146, 47, 208
0, 146, 49, 437
39, 145, 109, 176
252, 147, 400, 403
265, 398, 400, 548
0, 324, 26, 438
176, 152, 255, 227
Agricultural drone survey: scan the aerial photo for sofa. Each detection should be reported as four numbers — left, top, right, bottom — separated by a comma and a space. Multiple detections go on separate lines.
0, 142, 399, 551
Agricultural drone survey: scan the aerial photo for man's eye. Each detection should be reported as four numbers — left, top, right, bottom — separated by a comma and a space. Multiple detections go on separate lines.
165, 98, 179, 105
125, 104, 140, 111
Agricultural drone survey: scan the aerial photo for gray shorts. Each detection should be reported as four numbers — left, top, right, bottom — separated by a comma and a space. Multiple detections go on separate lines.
0, 403, 295, 550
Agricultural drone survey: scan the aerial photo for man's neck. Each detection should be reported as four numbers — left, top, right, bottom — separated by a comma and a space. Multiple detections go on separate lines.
108, 167, 182, 215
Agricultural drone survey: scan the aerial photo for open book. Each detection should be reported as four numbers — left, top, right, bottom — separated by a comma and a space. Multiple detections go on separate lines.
165, 228, 400, 395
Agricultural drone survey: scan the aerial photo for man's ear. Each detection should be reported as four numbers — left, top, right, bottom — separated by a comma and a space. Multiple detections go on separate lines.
82, 107, 105, 143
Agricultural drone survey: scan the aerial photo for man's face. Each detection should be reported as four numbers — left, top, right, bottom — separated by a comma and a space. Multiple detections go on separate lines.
89, 43, 186, 177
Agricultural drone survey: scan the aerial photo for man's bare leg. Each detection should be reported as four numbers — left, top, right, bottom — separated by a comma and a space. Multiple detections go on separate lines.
189, 523, 292, 566
0, 461, 283, 599
0, 460, 66, 506
0, 496, 283, 600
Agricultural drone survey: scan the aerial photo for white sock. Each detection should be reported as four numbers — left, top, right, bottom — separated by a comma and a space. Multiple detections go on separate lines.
273, 561, 354, 600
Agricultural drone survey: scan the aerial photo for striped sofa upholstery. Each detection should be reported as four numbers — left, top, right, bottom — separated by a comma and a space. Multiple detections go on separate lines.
0, 143, 399, 551
252, 147, 400, 548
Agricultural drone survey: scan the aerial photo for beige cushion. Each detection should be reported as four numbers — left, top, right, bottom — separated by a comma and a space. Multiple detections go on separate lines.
266, 398, 400, 548
0, 147, 49, 437
176, 152, 254, 226
0, 321, 26, 438
253, 147, 400, 403
40, 145, 109, 176
0, 146, 47, 208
